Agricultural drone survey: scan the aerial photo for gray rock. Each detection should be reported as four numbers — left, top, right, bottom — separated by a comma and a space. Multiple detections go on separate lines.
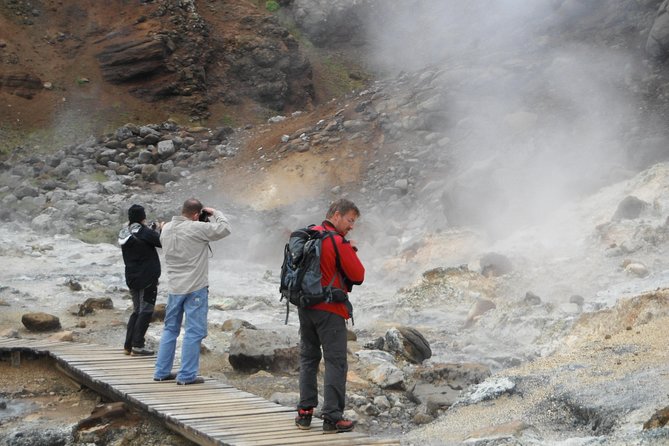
369, 362, 405, 389
157, 139, 176, 158
228, 327, 300, 373
612, 195, 649, 221
647, 1, 669, 60
480, 252, 513, 277
102, 180, 125, 194
385, 326, 432, 364
459, 377, 516, 405
355, 349, 396, 366
13, 185, 39, 199
21, 312, 61, 332
221, 319, 256, 332
78, 297, 114, 316
269, 392, 300, 407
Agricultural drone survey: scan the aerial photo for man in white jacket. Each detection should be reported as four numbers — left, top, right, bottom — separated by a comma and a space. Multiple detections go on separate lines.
153, 198, 231, 385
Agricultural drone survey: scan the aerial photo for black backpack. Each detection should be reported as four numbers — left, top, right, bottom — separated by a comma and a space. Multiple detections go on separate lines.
279, 225, 349, 323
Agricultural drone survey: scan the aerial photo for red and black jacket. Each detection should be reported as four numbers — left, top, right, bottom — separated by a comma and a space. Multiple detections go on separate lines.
309, 220, 365, 319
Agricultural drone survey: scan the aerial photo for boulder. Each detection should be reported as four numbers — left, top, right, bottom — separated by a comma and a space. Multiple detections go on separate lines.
78, 297, 114, 316
408, 362, 491, 413
480, 252, 513, 277
460, 376, 516, 404
612, 195, 649, 221
21, 312, 61, 332
221, 319, 256, 332
228, 327, 300, 373
369, 362, 405, 389
464, 298, 496, 328
385, 326, 432, 364
647, 1, 669, 60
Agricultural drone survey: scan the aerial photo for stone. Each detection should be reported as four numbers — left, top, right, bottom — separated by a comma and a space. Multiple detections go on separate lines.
480, 252, 513, 277
464, 298, 496, 328
21, 312, 61, 332
385, 326, 432, 364
612, 195, 649, 221
369, 363, 405, 389
221, 319, 256, 331
78, 297, 114, 316
48, 331, 74, 342
228, 327, 300, 373
461, 377, 516, 404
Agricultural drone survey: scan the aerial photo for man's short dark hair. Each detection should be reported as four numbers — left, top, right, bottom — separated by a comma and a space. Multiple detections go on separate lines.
326, 198, 360, 219
182, 198, 203, 216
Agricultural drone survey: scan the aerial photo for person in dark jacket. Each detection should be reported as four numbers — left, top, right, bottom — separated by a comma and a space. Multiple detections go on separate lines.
118, 204, 162, 356
295, 198, 365, 434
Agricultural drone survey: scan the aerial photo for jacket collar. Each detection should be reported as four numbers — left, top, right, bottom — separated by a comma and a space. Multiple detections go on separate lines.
322, 220, 341, 235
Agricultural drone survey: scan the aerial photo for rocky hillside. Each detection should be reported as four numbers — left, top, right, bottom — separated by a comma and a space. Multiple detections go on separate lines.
0, 0, 320, 152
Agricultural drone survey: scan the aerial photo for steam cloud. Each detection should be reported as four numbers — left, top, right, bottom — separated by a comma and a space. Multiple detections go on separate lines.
366, 0, 651, 237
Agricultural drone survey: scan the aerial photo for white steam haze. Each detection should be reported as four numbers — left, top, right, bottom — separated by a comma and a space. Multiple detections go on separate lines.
367, 0, 646, 238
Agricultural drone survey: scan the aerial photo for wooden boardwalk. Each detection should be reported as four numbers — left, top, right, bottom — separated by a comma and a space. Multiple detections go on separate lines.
0, 337, 401, 446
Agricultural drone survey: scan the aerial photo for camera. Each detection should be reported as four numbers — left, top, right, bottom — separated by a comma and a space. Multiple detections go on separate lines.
199, 210, 212, 222
149, 221, 158, 231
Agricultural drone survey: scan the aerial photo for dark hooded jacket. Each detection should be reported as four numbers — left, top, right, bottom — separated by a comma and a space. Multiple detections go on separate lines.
118, 223, 162, 290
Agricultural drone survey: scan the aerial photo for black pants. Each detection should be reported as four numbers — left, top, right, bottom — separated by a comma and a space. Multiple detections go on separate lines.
124, 283, 157, 351
297, 308, 348, 422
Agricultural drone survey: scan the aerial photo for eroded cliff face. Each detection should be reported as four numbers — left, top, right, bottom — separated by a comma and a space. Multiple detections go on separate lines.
0, 0, 314, 150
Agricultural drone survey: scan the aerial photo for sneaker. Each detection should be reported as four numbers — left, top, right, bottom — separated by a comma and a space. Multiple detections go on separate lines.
176, 376, 205, 385
131, 347, 154, 356
323, 418, 354, 434
153, 372, 177, 382
123, 348, 131, 355
295, 408, 313, 430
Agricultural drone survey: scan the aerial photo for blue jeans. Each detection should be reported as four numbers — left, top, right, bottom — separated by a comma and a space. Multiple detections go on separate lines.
154, 286, 208, 383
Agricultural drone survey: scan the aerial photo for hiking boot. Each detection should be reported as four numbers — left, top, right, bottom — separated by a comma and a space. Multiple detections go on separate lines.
323, 418, 355, 434
176, 376, 205, 385
295, 408, 313, 430
153, 373, 177, 382
131, 347, 154, 356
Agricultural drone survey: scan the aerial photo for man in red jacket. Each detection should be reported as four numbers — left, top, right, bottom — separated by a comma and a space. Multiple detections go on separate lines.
295, 198, 365, 434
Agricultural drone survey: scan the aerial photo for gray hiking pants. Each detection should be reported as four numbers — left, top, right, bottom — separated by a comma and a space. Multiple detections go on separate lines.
297, 308, 348, 422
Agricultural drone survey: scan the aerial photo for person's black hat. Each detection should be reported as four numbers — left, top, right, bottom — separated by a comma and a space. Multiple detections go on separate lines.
128, 204, 146, 223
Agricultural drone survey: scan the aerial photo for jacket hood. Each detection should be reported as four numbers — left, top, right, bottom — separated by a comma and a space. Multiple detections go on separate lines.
118, 222, 143, 245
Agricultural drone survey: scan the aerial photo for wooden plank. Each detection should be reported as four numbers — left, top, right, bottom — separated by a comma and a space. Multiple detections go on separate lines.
160, 403, 292, 420
212, 431, 373, 446
210, 431, 369, 444
77, 361, 155, 370
172, 406, 294, 421
194, 422, 323, 435
120, 385, 237, 394
151, 399, 276, 413
150, 397, 269, 409
188, 415, 300, 429
57, 356, 155, 362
